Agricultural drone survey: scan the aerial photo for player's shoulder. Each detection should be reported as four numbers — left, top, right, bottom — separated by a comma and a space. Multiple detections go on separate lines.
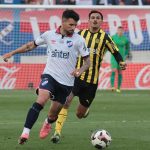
74, 32, 85, 41
44, 30, 55, 34
41, 30, 55, 37
78, 29, 89, 35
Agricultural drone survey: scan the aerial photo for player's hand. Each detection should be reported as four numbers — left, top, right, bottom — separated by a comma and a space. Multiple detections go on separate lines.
119, 61, 127, 70
2, 53, 12, 62
71, 69, 81, 77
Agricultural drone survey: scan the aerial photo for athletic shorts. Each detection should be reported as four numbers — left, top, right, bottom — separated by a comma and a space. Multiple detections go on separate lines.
72, 78, 97, 107
38, 74, 73, 105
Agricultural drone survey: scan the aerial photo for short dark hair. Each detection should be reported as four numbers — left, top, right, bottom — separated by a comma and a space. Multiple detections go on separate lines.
89, 10, 103, 20
118, 26, 123, 29
62, 9, 80, 22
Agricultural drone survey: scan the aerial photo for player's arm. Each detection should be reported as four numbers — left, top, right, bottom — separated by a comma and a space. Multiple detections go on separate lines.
71, 35, 90, 77
3, 41, 37, 62
105, 34, 126, 70
71, 55, 90, 77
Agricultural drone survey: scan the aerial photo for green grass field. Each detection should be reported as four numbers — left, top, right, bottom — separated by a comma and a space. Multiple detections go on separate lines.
0, 90, 150, 150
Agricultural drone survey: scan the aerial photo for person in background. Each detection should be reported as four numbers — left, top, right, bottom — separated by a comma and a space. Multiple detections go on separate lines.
55, 0, 76, 5
110, 26, 130, 92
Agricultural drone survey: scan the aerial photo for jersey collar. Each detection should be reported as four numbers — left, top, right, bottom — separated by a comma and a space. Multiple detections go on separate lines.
56, 26, 73, 37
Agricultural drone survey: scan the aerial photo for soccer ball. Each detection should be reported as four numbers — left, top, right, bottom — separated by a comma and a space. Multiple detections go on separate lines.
91, 129, 112, 149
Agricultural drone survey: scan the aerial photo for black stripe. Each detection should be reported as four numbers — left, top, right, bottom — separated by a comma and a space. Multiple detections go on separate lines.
90, 32, 101, 83
83, 31, 93, 81
82, 30, 88, 39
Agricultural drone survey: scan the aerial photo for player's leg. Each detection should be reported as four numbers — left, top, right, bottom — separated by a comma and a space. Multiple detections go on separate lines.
116, 69, 122, 92
40, 100, 63, 139
51, 91, 75, 143
76, 82, 97, 119
40, 81, 72, 140
51, 78, 79, 143
51, 106, 68, 143
110, 60, 118, 91
76, 103, 89, 119
18, 89, 50, 145
110, 57, 117, 91
110, 70, 116, 91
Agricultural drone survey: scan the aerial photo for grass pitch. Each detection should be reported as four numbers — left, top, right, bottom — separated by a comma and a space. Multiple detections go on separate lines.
0, 90, 150, 150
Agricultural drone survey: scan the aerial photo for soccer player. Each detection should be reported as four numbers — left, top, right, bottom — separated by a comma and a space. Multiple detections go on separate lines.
110, 26, 130, 92
41, 10, 126, 143
2, 9, 90, 145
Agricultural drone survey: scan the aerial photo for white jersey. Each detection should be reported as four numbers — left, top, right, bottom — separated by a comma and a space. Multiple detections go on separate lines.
35, 28, 89, 86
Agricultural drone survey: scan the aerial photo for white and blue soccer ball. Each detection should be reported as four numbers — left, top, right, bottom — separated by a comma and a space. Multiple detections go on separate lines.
91, 129, 112, 149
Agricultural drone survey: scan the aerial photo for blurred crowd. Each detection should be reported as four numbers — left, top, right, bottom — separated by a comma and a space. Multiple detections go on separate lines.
0, 0, 150, 5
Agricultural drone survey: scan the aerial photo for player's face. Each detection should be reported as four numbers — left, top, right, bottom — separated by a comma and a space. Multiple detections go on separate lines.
117, 28, 124, 36
89, 13, 103, 29
62, 18, 77, 35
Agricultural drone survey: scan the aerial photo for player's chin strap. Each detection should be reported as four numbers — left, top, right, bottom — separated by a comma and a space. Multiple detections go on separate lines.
119, 61, 126, 70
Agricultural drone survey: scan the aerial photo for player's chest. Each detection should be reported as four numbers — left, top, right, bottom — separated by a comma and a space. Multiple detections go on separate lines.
47, 36, 76, 51
115, 37, 126, 46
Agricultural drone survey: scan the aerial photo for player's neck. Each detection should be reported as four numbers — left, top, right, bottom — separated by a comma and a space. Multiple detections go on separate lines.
60, 27, 66, 36
117, 33, 123, 37
89, 27, 100, 33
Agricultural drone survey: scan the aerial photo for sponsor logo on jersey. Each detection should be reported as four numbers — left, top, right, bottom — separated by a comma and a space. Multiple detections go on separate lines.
51, 49, 69, 59
67, 40, 73, 48
95, 38, 100, 43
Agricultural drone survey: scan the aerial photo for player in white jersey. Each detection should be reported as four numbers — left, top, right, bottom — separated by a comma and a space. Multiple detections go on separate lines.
2, 9, 90, 145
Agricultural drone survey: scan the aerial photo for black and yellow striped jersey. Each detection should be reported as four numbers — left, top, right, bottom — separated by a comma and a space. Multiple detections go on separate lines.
77, 29, 120, 85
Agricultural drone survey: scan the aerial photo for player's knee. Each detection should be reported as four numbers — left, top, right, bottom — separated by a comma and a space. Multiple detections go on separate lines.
76, 112, 84, 119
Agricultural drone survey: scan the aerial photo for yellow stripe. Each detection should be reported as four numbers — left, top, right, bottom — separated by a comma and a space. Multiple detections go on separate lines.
93, 32, 105, 84
87, 33, 98, 83
106, 35, 119, 53
76, 56, 81, 69
77, 30, 86, 75
80, 31, 91, 80
106, 42, 115, 53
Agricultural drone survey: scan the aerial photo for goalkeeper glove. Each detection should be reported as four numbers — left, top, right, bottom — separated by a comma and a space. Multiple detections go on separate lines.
119, 61, 126, 70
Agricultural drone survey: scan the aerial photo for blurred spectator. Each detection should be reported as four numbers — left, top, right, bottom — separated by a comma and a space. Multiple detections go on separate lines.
43, 0, 54, 5
76, 0, 92, 5
0, 0, 25, 4
93, 0, 108, 5
108, 0, 119, 5
25, 0, 42, 4
142, 0, 150, 4
125, 0, 139, 5
55, 0, 76, 4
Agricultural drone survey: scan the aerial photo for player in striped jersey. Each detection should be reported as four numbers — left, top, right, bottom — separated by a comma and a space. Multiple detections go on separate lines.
3, 9, 90, 145
48, 10, 126, 143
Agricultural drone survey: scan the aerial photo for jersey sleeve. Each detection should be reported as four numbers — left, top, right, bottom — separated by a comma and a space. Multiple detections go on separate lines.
105, 34, 123, 63
105, 34, 119, 53
34, 31, 48, 46
77, 36, 89, 57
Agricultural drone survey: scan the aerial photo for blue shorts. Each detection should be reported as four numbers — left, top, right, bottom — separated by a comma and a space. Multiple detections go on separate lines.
38, 74, 73, 105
